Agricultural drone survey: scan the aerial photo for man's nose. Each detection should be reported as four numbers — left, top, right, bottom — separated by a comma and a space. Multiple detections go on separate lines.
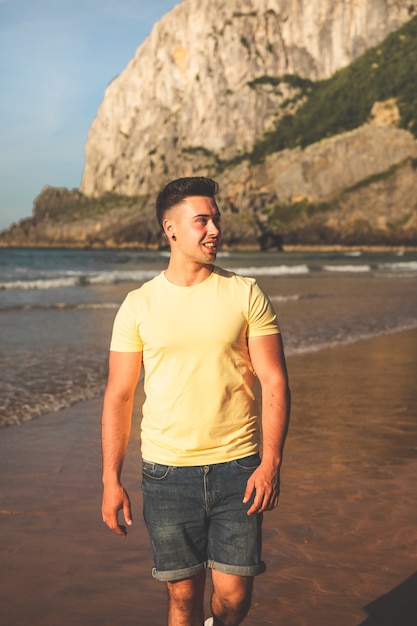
208, 219, 220, 236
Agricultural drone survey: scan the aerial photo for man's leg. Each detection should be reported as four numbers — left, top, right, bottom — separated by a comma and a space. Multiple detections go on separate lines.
210, 571, 253, 626
167, 569, 206, 626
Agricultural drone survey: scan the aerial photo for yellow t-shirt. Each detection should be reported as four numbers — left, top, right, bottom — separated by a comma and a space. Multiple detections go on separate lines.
110, 266, 279, 465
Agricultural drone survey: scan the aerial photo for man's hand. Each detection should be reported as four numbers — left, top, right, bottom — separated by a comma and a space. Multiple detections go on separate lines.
243, 463, 280, 516
102, 483, 133, 537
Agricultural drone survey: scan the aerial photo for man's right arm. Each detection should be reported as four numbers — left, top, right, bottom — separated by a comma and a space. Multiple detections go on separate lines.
101, 350, 142, 537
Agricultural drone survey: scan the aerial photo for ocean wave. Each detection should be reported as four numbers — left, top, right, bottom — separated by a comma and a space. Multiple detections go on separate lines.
270, 293, 324, 302
0, 264, 310, 290
270, 294, 302, 302
0, 302, 120, 313
319, 260, 417, 275
0, 352, 108, 429
230, 265, 310, 276
0, 381, 106, 429
0, 269, 160, 290
88, 269, 160, 284
2, 259, 416, 292
0, 277, 83, 290
379, 261, 417, 272
284, 320, 417, 357
322, 264, 372, 273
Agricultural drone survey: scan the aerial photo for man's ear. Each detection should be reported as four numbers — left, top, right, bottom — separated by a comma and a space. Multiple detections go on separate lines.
163, 217, 174, 239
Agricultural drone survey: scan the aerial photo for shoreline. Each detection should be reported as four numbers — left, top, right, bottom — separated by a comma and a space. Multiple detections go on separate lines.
1, 328, 416, 625
1, 323, 416, 432
1, 242, 417, 253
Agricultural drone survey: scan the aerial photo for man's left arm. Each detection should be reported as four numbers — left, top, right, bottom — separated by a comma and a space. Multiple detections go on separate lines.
244, 333, 291, 515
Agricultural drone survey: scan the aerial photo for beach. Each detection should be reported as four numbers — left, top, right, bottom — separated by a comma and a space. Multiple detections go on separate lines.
1, 327, 416, 626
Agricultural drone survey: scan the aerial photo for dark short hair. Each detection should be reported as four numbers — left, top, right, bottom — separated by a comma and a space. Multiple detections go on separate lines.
156, 176, 219, 230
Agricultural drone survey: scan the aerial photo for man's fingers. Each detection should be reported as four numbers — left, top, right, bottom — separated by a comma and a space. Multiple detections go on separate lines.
123, 492, 133, 527
244, 473, 265, 515
103, 513, 129, 537
111, 524, 127, 537
246, 488, 267, 515
247, 491, 277, 515
244, 483, 272, 514
245, 476, 280, 515
242, 476, 255, 505
102, 487, 132, 536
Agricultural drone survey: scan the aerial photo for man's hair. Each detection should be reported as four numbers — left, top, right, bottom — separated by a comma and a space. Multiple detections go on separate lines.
156, 176, 219, 230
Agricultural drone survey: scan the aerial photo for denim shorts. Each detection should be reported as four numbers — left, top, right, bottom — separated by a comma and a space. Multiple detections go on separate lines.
141, 453, 266, 582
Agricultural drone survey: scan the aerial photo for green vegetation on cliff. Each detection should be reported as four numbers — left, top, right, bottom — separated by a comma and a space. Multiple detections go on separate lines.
241, 14, 417, 165
32, 187, 139, 223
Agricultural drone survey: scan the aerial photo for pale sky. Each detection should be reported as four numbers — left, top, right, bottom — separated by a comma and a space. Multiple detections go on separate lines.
0, 0, 180, 231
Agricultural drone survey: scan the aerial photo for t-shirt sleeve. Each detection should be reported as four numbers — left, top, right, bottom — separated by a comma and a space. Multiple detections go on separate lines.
247, 280, 280, 337
109, 293, 143, 352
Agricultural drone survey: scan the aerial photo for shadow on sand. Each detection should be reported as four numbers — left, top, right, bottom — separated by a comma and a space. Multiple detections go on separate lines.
358, 571, 417, 625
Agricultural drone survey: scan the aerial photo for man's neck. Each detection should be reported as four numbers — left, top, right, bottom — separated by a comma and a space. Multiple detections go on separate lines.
164, 261, 214, 286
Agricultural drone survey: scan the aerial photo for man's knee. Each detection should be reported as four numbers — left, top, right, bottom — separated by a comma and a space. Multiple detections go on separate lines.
221, 583, 251, 607
211, 573, 253, 622
216, 589, 251, 616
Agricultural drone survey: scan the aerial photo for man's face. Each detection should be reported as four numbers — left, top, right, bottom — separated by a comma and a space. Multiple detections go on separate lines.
165, 196, 222, 264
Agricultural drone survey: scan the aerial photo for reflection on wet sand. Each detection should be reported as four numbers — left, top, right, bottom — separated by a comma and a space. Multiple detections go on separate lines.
248, 328, 417, 626
0, 329, 416, 625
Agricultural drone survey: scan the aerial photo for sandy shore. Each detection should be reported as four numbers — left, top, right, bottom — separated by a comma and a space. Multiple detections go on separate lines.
1, 329, 416, 625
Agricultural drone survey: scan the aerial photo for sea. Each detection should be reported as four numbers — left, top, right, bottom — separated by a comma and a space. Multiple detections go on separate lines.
1, 247, 417, 429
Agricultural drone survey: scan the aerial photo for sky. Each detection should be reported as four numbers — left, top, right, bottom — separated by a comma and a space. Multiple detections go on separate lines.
0, 0, 180, 231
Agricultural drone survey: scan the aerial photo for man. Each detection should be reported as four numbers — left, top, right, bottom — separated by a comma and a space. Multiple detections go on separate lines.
101, 176, 291, 626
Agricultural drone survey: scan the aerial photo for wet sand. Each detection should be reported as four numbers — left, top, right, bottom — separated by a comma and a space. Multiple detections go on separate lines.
1, 329, 416, 625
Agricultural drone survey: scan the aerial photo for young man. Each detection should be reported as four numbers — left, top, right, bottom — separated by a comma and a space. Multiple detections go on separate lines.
101, 177, 291, 626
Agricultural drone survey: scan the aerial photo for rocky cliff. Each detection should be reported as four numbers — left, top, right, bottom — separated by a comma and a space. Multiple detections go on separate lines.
1, 0, 416, 249
80, 0, 414, 198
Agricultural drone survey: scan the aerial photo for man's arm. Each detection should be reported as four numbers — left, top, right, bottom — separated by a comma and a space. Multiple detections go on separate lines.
244, 333, 291, 515
101, 350, 142, 536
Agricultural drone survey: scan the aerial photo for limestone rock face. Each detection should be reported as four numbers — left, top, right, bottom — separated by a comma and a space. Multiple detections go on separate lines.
218, 125, 417, 207
80, 0, 413, 198
215, 124, 417, 247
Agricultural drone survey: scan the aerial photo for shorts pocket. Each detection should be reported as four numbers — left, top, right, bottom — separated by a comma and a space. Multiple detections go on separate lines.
233, 453, 261, 471
142, 459, 171, 480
